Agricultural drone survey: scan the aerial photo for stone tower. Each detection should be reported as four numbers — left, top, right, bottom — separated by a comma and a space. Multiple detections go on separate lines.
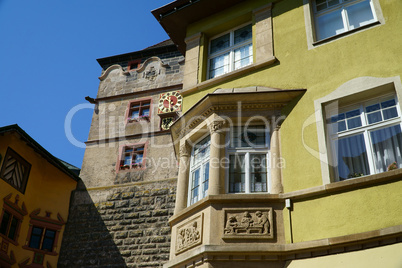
59, 40, 184, 267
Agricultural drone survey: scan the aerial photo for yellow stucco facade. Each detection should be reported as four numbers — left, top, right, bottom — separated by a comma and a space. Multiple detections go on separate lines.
0, 126, 78, 268
152, 0, 402, 267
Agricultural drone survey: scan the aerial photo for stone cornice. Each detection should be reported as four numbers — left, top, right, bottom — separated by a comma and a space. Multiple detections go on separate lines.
163, 227, 401, 268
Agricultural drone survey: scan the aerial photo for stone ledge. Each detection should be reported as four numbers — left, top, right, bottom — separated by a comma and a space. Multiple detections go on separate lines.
163, 225, 402, 268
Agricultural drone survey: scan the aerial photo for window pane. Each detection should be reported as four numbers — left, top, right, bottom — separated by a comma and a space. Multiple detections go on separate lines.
347, 117, 362, 129
42, 230, 56, 251
381, 99, 396, 109
250, 154, 267, 192
7, 217, 18, 240
370, 125, 402, 173
202, 163, 209, 198
335, 134, 370, 180
367, 111, 382, 124
366, 103, 380, 113
191, 169, 200, 204
134, 153, 143, 164
346, 0, 375, 30
234, 24, 252, 44
234, 43, 253, 70
124, 155, 132, 165
232, 126, 266, 147
316, 9, 345, 40
383, 108, 398, 120
29, 227, 44, 249
332, 121, 347, 133
229, 155, 245, 193
210, 33, 230, 54
131, 110, 139, 118
141, 108, 150, 116
0, 211, 10, 235
209, 53, 230, 78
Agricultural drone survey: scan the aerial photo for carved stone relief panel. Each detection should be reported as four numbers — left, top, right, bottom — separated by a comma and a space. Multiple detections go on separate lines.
175, 213, 203, 254
223, 208, 273, 239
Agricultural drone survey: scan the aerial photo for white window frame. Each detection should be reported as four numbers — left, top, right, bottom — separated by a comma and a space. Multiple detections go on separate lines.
225, 125, 271, 194
207, 23, 253, 79
328, 93, 402, 180
313, 0, 377, 41
188, 135, 211, 206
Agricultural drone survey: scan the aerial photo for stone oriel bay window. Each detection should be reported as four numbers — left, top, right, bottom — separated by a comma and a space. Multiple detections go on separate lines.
23, 209, 65, 256
117, 142, 147, 172
0, 147, 31, 194
125, 98, 151, 123
0, 194, 27, 245
171, 87, 305, 214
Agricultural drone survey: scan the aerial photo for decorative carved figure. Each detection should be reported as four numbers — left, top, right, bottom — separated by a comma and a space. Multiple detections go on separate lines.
254, 210, 270, 234
145, 66, 158, 81
176, 216, 202, 254
223, 209, 272, 238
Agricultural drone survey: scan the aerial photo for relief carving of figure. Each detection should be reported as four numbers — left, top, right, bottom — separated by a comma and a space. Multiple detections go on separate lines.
240, 212, 253, 228
254, 210, 270, 234
224, 210, 271, 236
177, 220, 201, 252
224, 216, 239, 234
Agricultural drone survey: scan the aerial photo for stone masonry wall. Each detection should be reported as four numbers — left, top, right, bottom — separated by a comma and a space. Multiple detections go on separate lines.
59, 180, 176, 268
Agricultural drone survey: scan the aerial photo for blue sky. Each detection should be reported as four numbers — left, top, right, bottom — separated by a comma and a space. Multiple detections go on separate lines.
0, 0, 172, 168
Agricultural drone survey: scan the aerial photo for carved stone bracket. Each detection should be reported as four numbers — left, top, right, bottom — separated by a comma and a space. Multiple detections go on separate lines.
223, 208, 273, 239
175, 213, 203, 254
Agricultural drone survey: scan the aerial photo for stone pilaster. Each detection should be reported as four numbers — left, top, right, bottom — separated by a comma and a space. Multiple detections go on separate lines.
182, 33, 202, 88
253, 3, 273, 64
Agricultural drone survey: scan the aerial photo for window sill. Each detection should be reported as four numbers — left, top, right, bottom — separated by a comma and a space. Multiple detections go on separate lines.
22, 246, 57, 256
0, 233, 18, 246
171, 169, 402, 224
182, 56, 277, 96
312, 21, 381, 47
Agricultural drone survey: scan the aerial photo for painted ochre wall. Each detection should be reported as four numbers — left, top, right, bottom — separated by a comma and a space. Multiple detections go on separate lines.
0, 133, 77, 267
181, 0, 402, 244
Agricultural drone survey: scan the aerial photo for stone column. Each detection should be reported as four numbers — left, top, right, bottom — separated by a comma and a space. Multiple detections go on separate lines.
270, 125, 283, 194
174, 142, 192, 215
207, 118, 226, 196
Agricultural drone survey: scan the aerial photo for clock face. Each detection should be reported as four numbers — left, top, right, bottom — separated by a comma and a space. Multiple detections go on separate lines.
158, 91, 182, 114
161, 117, 174, 130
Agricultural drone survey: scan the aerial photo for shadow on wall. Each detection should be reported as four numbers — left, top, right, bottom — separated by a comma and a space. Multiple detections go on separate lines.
58, 187, 127, 268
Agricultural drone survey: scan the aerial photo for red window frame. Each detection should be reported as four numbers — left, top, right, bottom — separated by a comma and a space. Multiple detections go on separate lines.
127, 59, 141, 71
117, 142, 148, 172
22, 209, 65, 256
0, 194, 27, 246
126, 98, 152, 123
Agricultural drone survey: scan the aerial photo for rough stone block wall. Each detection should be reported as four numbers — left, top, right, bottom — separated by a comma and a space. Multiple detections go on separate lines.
58, 180, 176, 268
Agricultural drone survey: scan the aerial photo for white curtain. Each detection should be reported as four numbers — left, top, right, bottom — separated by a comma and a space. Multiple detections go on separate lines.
370, 125, 402, 172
